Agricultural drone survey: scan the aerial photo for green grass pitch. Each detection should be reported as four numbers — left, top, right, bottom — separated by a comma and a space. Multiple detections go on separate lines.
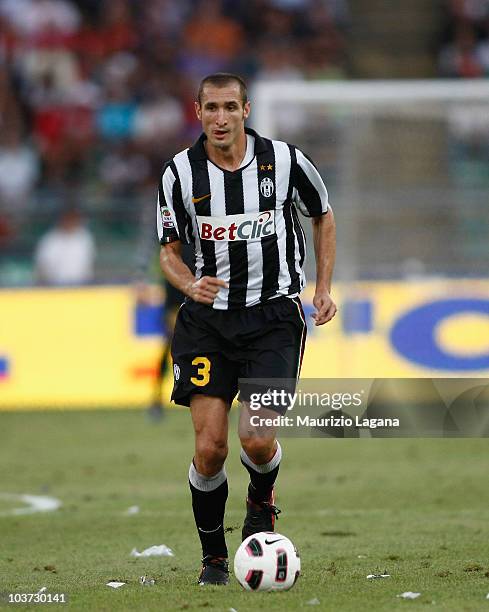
1, 409, 489, 611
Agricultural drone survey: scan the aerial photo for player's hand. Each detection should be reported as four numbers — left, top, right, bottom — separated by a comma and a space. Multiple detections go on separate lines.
312, 291, 337, 326
188, 276, 228, 304
133, 282, 164, 305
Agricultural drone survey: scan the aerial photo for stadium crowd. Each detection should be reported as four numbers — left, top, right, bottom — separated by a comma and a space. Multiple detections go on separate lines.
439, 0, 489, 77
0, 0, 349, 275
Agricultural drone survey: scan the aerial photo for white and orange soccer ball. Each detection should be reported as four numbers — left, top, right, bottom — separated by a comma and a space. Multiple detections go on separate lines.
234, 532, 301, 591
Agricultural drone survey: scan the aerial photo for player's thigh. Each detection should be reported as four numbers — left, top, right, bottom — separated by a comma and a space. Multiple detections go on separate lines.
244, 307, 306, 381
239, 298, 306, 415
171, 304, 240, 407
172, 349, 239, 407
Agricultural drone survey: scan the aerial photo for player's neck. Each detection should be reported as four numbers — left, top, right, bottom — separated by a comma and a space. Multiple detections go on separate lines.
205, 131, 247, 172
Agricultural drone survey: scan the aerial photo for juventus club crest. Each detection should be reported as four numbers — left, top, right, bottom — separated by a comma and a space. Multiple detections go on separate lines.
260, 177, 274, 198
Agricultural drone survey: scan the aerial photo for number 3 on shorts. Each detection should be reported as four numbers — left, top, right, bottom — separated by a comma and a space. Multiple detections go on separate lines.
191, 356, 211, 386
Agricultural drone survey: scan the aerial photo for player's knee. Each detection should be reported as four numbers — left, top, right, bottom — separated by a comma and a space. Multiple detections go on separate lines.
195, 438, 228, 474
240, 437, 276, 464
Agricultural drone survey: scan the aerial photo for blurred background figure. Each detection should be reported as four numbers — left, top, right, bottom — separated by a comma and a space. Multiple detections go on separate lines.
438, 0, 489, 76
142, 245, 194, 422
0, 128, 39, 211
34, 208, 96, 285
135, 188, 195, 421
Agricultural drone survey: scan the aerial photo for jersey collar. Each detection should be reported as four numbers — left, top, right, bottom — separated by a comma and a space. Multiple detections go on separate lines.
188, 127, 269, 161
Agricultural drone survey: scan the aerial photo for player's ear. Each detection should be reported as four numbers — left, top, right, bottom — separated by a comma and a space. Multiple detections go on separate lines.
195, 101, 202, 121
243, 101, 250, 120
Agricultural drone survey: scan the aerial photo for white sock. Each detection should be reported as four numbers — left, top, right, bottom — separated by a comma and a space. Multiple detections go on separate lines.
240, 440, 282, 474
188, 461, 227, 492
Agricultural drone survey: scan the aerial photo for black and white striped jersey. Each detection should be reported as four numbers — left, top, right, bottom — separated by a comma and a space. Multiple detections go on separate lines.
157, 127, 330, 310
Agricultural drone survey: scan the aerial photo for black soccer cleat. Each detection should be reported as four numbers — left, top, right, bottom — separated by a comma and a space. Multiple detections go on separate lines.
198, 555, 229, 586
242, 488, 281, 541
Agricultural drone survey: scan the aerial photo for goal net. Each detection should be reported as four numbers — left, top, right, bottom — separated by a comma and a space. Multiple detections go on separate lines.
251, 80, 489, 282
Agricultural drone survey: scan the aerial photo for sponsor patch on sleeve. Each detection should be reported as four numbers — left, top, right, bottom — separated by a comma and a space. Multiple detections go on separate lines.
160, 206, 175, 229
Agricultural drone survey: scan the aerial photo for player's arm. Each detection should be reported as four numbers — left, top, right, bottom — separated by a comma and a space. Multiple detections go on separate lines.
292, 147, 337, 325
157, 163, 226, 305
311, 211, 337, 325
159, 241, 226, 305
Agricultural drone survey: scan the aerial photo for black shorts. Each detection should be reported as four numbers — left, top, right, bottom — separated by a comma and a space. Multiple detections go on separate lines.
171, 296, 307, 408
164, 279, 186, 310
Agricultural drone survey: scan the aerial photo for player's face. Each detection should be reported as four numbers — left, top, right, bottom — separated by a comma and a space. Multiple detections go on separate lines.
195, 83, 250, 150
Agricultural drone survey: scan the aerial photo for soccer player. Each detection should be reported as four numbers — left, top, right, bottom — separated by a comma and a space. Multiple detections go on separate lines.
144, 245, 195, 421
157, 73, 336, 585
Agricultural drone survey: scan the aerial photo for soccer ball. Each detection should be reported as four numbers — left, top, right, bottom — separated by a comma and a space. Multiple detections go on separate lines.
234, 532, 300, 591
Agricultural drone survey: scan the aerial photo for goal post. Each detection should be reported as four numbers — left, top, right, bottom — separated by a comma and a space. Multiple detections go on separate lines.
251, 79, 489, 282
253, 80, 489, 136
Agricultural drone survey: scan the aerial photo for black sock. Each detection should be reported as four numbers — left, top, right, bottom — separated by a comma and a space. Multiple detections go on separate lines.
240, 441, 282, 504
188, 461, 228, 558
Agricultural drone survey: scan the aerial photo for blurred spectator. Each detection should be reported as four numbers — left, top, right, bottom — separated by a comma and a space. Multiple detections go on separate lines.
301, 0, 347, 77
439, 23, 487, 77
179, 0, 246, 80
100, 0, 137, 55
30, 76, 94, 184
0, 129, 39, 209
133, 80, 185, 144
259, 4, 301, 44
449, 0, 489, 23
439, 0, 489, 191
139, 0, 190, 41
99, 140, 150, 195
34, 208, 96, 285
0, 0, 80, 38
478, 38, 489, 72
96, 81, 137, 142
184, 0, 244, 60
254, 41, 305, 82
254, 41, 307, 137
439, 0, 489, 76
320, 0, 350, 28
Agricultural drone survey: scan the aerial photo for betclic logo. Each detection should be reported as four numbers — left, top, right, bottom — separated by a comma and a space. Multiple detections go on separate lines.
196, 211, 275, 242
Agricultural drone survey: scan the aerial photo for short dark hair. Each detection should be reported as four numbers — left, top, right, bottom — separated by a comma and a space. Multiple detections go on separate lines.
197, 73, 248, 106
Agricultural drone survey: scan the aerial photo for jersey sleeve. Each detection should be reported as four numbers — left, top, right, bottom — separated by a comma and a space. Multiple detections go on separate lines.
157, 161, 192, 244
292, 147, 331, 218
